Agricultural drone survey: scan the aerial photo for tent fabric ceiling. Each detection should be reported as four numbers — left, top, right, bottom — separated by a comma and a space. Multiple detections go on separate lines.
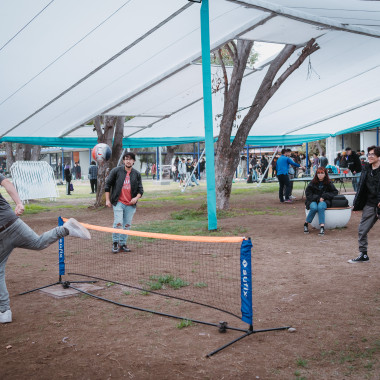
0, 0, 379, 148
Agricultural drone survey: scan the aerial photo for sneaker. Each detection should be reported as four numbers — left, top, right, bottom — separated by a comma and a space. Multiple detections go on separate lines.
284, 199, 293, 203
112, 242, 119, 253
319, 226, 325, 236
0, 309, 12, 323
63, 218, 91, 240
120, 245, 131, 253
348, 252, 369, 263
290, 196, 297, 200
304, 223, 309, 234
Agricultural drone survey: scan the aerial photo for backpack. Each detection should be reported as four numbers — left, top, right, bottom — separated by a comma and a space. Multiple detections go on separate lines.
331, 195, 349, 208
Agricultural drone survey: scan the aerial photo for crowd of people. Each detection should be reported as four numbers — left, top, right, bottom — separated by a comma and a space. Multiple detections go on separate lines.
145, 157, 205, 188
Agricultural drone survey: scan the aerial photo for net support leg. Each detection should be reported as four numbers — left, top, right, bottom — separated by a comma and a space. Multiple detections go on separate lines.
206, 325, 290, 358
19, 279, 97, 295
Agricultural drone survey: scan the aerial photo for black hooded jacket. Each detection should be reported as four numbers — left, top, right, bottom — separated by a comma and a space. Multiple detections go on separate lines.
305, 181, 338, 209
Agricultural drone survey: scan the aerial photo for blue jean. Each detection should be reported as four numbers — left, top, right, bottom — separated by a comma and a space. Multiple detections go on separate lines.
191, 174, 199, 185
0, 219, 67, 312
112, 202, 136, 245
306, 201, 327, 225
352, 173, 361, 192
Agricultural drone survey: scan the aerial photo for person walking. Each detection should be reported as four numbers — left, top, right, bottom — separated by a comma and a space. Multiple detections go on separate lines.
151, 163, 157, 180
105, 152, 144, 254
304, 167, 338, 236
345, 147, 362, 191
88, 161, 98, 194
178, 157, 187, 187
191, 160, 199, 186
261, 155, 269, 181
348, 145, 380, 263
0, 174, 90, 323
75, 162, 82, 180
172, 157, 179, 182
271, 156, 278, 177
319, 152, 328, 168
64, 164, 72, 195
276, 148, 302, 203
186, 158, 195, 186
339, 151, 348, 169
199, 158, 205, 180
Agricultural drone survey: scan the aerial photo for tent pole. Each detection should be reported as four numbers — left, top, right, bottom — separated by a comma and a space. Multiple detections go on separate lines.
305, 143, 309, 175
256, 146, 279, 187
200, 0, 217, 230
377, 127, 379, 146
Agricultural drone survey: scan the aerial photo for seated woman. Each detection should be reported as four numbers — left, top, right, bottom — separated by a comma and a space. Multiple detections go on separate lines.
304, 167, 338, 235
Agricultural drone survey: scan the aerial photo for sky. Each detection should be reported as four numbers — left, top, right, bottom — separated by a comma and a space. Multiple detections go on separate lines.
254, 41, 284, 66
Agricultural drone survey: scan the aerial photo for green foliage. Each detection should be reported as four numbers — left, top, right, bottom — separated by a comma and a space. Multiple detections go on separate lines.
106, 282, 115, 288
148, 274, 189, 290
296, 358, 308, 368
176, 319, 194, 329
210, 42, 258, 69
194, 282, 208, 288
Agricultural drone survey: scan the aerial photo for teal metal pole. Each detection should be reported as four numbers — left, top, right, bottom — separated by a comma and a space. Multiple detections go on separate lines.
200, 0, 217, 230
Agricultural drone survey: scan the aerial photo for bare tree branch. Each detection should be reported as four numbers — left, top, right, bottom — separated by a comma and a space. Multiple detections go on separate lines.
217, 49, 229, 97
232, 38, 319, 152
268, 39, 320, 98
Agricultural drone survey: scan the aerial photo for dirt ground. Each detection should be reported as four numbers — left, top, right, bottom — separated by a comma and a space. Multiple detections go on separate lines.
1, 184, 379, 380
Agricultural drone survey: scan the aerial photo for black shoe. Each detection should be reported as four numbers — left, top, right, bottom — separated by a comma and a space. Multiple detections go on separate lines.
319, 226, 325, 236
120, 245, 131, 253
112, 242, 119, 253
304, 223, 309, 234
348, 252, 369, 263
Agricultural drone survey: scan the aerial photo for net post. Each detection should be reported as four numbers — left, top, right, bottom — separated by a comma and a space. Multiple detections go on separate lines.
58, 216, 65, 279
240, 237, 253, 328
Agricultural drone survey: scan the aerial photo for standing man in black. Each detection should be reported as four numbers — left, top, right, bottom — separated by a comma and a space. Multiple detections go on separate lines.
88, 161, 98, 194
348, 145, 380, 263
346, 147, 362, 191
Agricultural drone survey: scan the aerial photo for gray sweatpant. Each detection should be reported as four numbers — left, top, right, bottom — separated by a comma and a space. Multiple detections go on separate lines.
0, 218, 67, 312
358, 205, 378, 253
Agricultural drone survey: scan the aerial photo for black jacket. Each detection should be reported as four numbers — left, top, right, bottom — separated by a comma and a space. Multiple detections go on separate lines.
105, 166, 144, 206
347, 152, 362, 173
353, 163, 380, 211
305, 181, 338, 209
64, 168, 72, 182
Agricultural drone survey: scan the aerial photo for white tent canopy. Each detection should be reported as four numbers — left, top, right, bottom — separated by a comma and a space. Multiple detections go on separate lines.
0, 0, 379, 147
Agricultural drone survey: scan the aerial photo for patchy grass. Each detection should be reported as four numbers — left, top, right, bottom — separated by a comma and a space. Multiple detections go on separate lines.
22, 203, 87, 215
147, 274, 189, 291
176, 319, 195, 329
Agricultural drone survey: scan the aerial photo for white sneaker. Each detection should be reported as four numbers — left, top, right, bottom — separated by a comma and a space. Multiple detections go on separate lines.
63, 218, 91, 240
0, 309, 12, 323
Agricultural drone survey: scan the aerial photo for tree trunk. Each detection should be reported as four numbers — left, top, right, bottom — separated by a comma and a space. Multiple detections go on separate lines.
215, 38, 319, 209
24, 145, 32, 161
31, 145, 42, 161
15, 143, 24, 161
5, 143, 42, 166
163, 145, 179, 165
5, 143, 14, 171
93, 115, 124, 207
